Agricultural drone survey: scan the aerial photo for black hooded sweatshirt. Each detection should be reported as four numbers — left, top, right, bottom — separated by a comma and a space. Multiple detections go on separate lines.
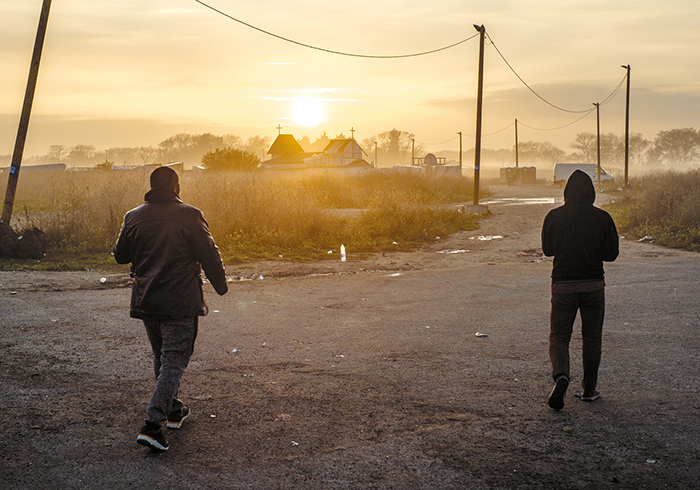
541, 170, 619, 283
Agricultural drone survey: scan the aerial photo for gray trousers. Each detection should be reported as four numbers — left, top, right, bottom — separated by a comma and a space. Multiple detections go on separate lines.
143, 317, 198, 426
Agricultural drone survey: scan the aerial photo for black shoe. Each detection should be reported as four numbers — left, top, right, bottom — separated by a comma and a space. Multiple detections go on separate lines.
548, 376, 569, 410
574, 390, 600, 402
167, 405, 190, 429
137, 423, 169, 451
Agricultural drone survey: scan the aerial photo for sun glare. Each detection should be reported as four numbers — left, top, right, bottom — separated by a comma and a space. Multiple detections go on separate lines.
292, 97, 324, 126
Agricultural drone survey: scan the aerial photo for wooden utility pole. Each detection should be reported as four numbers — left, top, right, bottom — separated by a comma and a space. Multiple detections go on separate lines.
458, 131, 463, 174
374, 141, 377, 168
411, 138, 415, 165
2, 0, 52, 225
473, 24, 485, 205
514, 118, 519, 168
594, 102, 601, 188
622, 65, 631, 189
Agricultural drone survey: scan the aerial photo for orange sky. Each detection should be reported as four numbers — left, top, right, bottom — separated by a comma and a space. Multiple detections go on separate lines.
2, 0, 699, 157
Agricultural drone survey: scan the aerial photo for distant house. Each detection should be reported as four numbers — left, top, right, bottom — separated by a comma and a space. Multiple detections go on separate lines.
262, 134, 372, 173
262, 134, 318, 170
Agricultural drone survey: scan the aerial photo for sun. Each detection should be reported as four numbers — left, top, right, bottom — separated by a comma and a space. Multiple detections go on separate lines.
292, 97, 324, 126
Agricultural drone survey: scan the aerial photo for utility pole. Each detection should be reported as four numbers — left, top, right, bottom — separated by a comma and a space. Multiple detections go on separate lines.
2, 0, 52, 225
473, 24, 485, 205
374, 141, 377, 168
411, 138, 415, 165
593, 102, 601, 189
514, 118, 519, 169
622, 64, 631, 189
458, 131, 463, 174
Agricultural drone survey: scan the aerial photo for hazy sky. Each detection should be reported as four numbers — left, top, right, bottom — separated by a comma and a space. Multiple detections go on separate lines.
2, 0, 699, 157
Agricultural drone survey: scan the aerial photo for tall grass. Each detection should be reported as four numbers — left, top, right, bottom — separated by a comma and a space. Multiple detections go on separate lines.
604, 169, 700, 251
4, 170, 482, 262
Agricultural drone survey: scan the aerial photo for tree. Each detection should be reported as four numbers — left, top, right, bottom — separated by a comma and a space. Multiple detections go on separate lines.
201, 148, 260, 172
628, 132, 651, 167
159, 133, 225, 164
310, 132, 330, 152
242, 135, 272, 162
569, 133, 596, 163
518, 141, 565, 165
650, 128, 700, 167
68, 144, 96, 165
138, 146, 158, 165
362, 129, 417, 167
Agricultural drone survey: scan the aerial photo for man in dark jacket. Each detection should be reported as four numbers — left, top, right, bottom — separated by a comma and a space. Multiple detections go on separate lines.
542, 170, 619, 410
114, 166, 228, 450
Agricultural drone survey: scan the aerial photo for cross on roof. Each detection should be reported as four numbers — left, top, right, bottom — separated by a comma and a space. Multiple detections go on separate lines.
350, 127, 355, 139
276, 124, 283, 135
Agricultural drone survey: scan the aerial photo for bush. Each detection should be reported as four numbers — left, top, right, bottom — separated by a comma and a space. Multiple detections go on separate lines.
604, 169, 700, 251
3, 170, 482, 262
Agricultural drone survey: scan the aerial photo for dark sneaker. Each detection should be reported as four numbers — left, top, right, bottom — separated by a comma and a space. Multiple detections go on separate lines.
137, 423, 169, 451
167, 405, 190, 429
574, 390, 600, 402
548, 376, 569, 410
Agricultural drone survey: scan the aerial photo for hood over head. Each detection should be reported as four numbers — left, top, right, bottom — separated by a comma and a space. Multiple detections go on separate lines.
564, 170, 596, 206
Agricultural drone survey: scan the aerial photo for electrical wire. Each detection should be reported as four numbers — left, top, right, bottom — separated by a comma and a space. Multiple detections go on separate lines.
419, 135, 460, 146
518, 111, 595, 132
486, 32, 627, 114
195, 0, 479, 58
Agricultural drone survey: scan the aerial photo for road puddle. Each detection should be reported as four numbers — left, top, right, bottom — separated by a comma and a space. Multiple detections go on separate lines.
482, 197, 563, 206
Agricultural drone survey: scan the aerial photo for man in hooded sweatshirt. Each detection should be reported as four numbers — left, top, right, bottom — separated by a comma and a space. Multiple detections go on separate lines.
541, 169, 619, 410
114, 166, 228, 450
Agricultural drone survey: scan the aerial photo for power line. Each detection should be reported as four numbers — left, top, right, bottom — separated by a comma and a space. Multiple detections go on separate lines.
195, 0, 479, 58
486, 32, 626, 114
419, 135, 460, 146
518, 111, 595, 132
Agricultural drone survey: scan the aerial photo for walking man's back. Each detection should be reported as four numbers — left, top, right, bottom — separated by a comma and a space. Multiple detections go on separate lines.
114, 166, 228, 450
542, 170, 619, 410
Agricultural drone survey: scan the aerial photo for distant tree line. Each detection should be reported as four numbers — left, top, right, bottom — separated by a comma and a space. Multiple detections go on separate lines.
2, 127, 700, 170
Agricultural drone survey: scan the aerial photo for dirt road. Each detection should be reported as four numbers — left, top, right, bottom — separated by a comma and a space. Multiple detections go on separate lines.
1, 183, 698, 489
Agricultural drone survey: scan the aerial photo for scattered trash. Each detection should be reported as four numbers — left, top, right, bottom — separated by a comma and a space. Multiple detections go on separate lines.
637, 236, 653, 243
100, 277, 107, 283
292, 441, 299, 446
475, 332, 488, 338
392, 241, 398, 245
387, 272, 402, 277
231, 348, 239, 354
563, 427, 573, 432
210, 414, 216, 418
276, 413, 292, 421
335, 354, 345, 358
327, 250, 333, 254
470, 235, 504, 241
425, 326, 430, 329
435, 236, 440, 240
213, 309, 220, 313
340, 244, 346, 262
437, 249, 469, 254
243, 374, 254, 377
8, 291, 17, 295
262, 342, 267, 347
278, 254, 283, 258
646, 458, 656, 464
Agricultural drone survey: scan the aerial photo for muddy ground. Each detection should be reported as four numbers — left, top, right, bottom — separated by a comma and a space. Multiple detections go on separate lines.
0, 183, 698, 489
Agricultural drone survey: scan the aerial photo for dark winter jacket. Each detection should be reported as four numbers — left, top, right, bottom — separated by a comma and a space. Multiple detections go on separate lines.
541, 170, 619, 283
114, 188, 228, 319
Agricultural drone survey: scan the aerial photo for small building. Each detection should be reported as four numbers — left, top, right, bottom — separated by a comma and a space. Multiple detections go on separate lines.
262, 134, 373, 173
0, 163, 66, 175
